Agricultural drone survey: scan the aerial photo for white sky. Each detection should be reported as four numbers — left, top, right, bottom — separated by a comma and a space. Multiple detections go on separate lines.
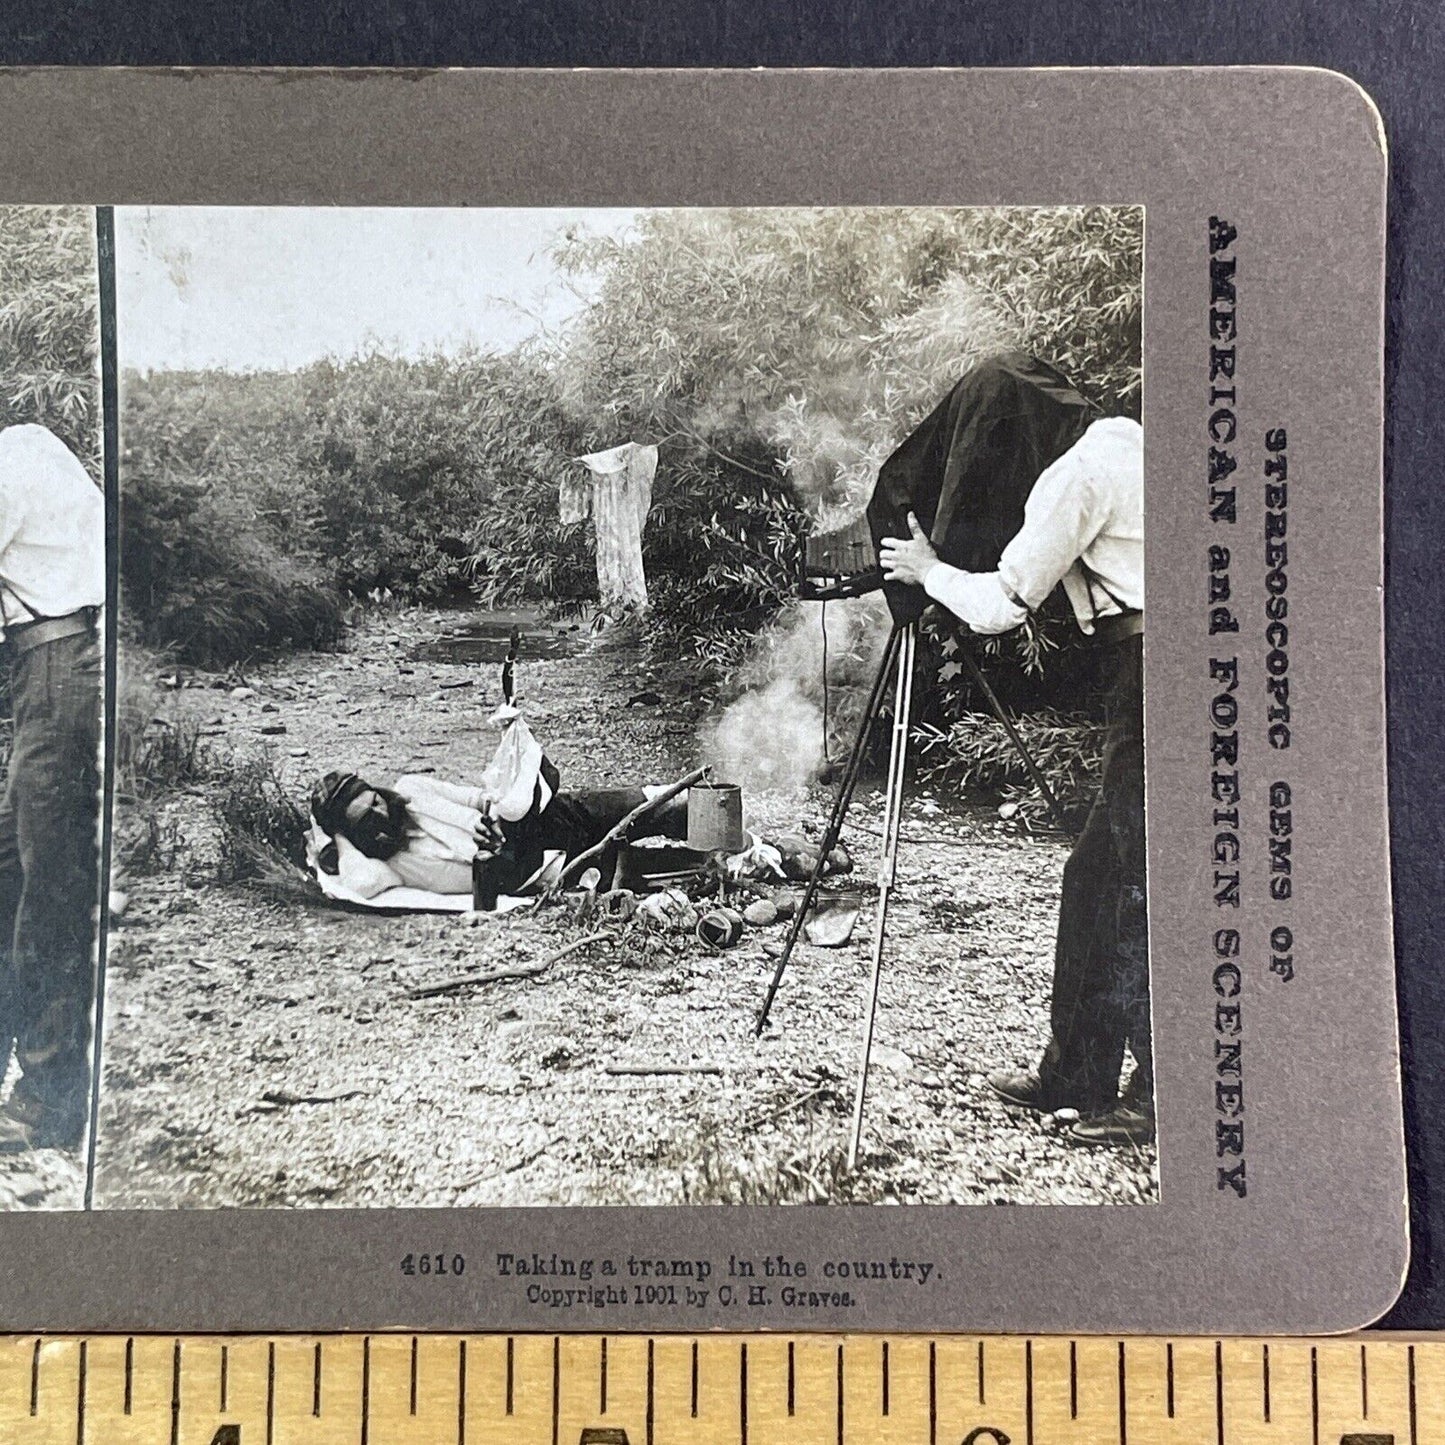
114, 206, 641, 373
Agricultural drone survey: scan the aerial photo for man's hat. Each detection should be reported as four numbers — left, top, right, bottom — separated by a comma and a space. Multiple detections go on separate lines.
310, 770, 367, 837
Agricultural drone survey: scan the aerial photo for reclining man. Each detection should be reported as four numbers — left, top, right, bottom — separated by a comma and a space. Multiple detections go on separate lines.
310, 767, 690, 907
879, 409, 1149, 1147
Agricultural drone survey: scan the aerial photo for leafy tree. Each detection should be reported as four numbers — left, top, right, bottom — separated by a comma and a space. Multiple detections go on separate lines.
545, 205, 1141, 695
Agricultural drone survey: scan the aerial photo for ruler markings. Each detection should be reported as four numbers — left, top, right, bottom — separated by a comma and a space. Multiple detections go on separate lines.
978, 1337, 986, 1404
168, 1339, 180, 1445
1216, 1340, 1225, 1445
1025, 1338, 1035, 1445
506, 1335, 515, 1415
457, 1338, 467, 1445
646, 1337, 655, 1445
265, 1340, 275, 1445
1117, 1340, 1126, 1445
7, 1333, 1445, 1442
740, 1340, 749, 1445
1311, 1345, 1320, 1445
551, 1335, 560, 1445
1312, 1340, 1323, 1445
75, 1339, 85, 1445
928, 1340, 937, 1445
1409, 1343, 1418, 1445
360, 1334, 370, 1445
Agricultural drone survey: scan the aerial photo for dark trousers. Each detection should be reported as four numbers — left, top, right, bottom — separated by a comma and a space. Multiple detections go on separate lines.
0, 629, 103, 1131
1038, 634, 1151, 1112
481, 787, 689, 900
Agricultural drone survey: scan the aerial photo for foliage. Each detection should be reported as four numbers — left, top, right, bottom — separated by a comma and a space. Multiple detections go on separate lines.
122, 205, 1141, 768
209, 751, 311, 886
302, 351, 582, 600
914, 708, 1104, 828
549, 206, 1141, 679
0, 206, 101, 469
114, 646, 221, 800
120, 372, 347, 667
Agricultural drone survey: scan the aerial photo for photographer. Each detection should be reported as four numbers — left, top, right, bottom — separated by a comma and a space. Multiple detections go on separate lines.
0, 424, 105, 1155
879, 412, 1150, 1146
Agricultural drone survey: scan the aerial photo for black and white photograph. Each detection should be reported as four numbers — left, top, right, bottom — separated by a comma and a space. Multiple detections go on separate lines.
91, 203, 1152, 1210
0, 205, 107, 1209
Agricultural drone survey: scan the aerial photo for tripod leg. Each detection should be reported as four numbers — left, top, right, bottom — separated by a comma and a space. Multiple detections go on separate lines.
961, 648, 1074, 835
848, 624, 917, 1170
755, 623, 903, 1034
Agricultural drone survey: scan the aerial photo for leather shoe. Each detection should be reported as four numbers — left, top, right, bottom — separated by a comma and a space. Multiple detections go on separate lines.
1067, 1100, 1156, 1147
985, 1069, 1076, 1114
0, 1108, 33, 1154
0, 1098, 85, 1154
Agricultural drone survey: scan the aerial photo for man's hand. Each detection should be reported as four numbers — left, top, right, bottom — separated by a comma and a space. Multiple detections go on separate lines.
473, 813, 505, 852
878, 511, 940, 587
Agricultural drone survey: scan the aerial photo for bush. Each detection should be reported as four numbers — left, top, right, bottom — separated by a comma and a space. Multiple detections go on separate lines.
0, 206, 101, 469
548, 206, 1141, 681
209, 752, 311, 888
915, 710, 1104, 828
114, 647, 218, 799
120, 382, 346, 667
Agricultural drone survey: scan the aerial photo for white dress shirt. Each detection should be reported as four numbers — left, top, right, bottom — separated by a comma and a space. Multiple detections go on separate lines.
0, 424, 106, 633
923, 416, 1144, 636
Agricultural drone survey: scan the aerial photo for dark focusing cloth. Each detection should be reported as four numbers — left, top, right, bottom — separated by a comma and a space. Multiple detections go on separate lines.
866, 352, 1100, 625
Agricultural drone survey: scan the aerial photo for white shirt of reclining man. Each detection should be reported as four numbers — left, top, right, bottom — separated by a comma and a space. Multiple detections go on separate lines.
335, 776, 488, 899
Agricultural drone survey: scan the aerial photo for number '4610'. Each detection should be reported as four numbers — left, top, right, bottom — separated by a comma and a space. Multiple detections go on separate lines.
401, 1252, 467, 1277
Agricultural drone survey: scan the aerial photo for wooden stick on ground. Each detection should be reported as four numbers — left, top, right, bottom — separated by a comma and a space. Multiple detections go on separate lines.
406, 930, 612, 999
552, 765, 708, 893
603, 1063, 724, 1077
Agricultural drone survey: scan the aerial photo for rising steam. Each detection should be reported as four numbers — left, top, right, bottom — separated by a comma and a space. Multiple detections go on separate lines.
702, 593, 893, 797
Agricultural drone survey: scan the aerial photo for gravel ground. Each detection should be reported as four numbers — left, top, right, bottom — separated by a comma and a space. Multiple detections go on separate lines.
92, 608, 1157, 1209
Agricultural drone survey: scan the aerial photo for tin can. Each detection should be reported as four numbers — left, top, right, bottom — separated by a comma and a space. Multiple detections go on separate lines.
686, 781, 745, 853
697, 906, 745, 950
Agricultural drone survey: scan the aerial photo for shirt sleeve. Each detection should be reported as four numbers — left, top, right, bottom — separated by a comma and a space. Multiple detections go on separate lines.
334, 834, 405, 900
0, 431, 32, 560
996, 427, 1110, 612
923, 564, 1028, 635
398, 775, 488, 811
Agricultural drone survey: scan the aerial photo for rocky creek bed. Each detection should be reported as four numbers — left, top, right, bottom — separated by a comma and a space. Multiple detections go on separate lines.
86, 607, 1158, 1210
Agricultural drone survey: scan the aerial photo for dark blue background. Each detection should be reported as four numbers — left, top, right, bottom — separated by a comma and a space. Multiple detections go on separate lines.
3, 0, 1440, 1328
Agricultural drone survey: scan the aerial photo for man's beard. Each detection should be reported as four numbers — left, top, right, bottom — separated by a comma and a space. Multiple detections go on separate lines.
346, 787, 412, 859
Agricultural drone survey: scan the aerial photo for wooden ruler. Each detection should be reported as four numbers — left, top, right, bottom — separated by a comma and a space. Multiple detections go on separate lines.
0, 1334, 1440, 1444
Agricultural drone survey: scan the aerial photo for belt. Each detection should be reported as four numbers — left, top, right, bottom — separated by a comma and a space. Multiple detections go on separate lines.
1091, 609, 1144, 645
6, 608, 98, 657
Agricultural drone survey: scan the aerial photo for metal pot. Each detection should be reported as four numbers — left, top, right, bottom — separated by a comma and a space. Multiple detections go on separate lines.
685, 781, 745, 853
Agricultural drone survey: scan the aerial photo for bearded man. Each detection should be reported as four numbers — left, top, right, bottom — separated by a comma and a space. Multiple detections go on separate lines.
310, 769, 690, 907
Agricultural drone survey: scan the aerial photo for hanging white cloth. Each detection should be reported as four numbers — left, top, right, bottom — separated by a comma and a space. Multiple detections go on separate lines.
569, 442, 658, 612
